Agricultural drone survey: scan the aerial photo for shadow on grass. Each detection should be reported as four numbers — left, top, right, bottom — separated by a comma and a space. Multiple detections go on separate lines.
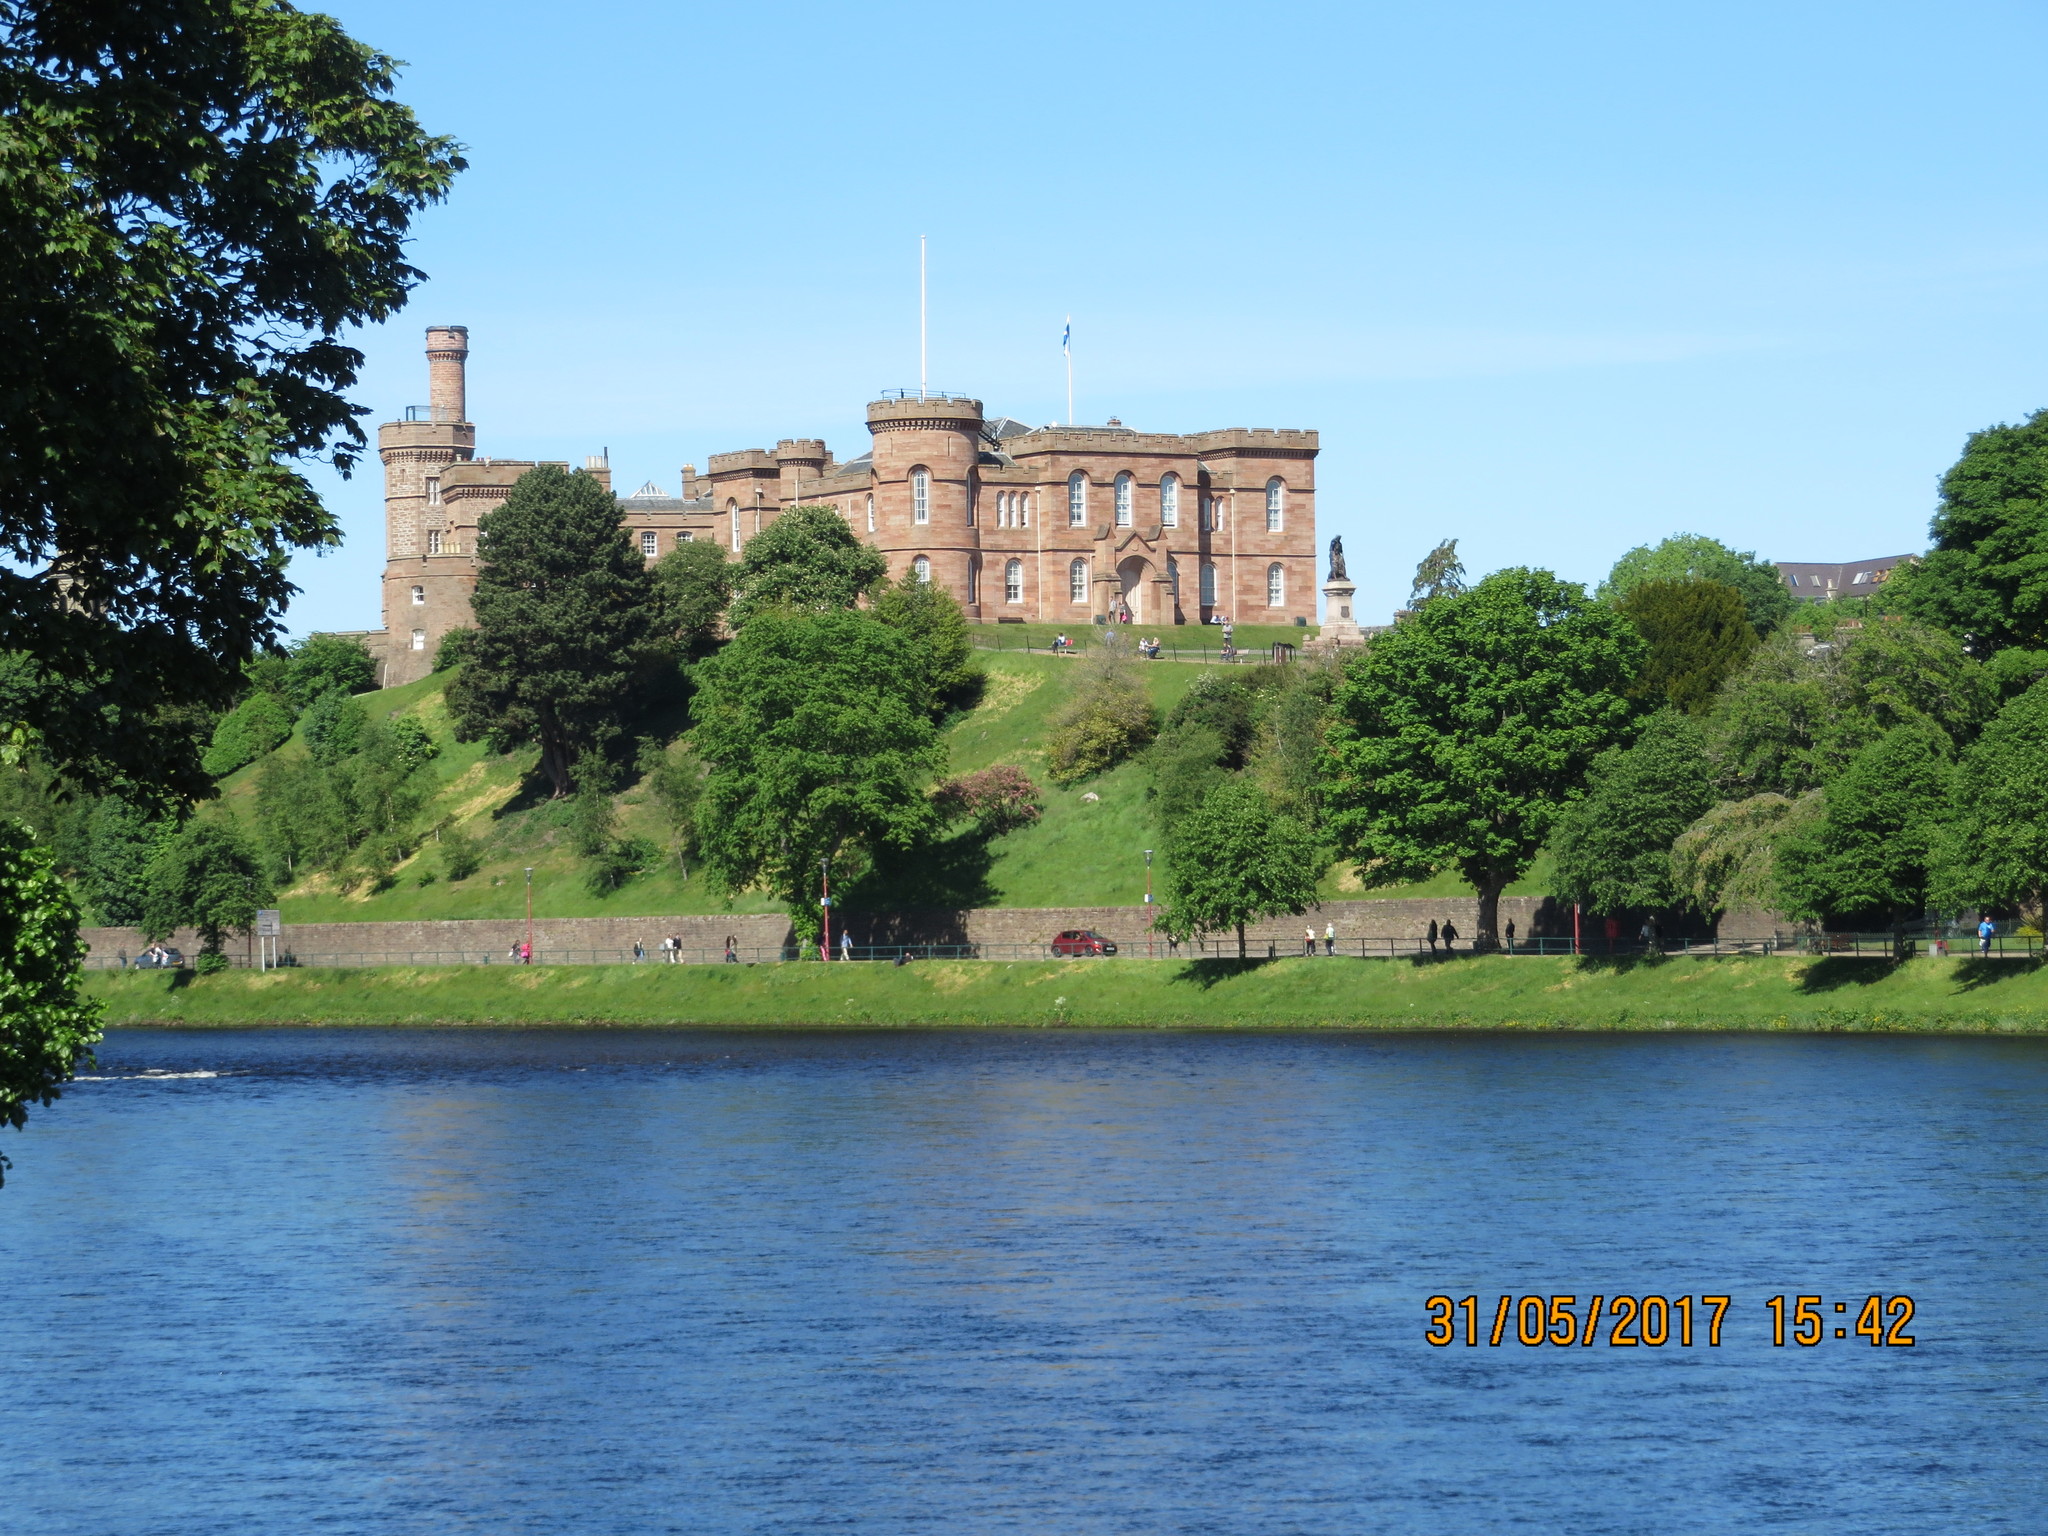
167, 969, 195, 991
1794, 957, 1900, 993
1172, 957, 1279, 989
1950, 957, 2046, 992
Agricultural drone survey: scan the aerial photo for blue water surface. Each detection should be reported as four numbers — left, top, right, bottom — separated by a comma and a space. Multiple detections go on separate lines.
3, 1027, 2044, 1534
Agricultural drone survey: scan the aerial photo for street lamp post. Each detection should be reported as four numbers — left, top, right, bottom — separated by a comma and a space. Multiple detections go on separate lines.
820, 857, 832, 961
525, 867, 534, 962
1144, 849, 1154, 957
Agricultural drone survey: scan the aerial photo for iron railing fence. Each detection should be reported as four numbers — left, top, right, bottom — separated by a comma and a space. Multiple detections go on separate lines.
968, 631, 1305, 666
95, 930, 2040, 972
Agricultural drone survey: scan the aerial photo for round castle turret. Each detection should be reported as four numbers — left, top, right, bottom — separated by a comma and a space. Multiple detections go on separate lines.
866, 394, 984, 614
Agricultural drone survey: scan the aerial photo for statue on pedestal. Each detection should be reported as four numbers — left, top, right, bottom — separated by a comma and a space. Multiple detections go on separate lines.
1327, 535, 1348, 583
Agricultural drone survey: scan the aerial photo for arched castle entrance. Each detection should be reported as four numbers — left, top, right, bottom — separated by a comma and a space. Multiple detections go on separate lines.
1116, 556, 1152, 623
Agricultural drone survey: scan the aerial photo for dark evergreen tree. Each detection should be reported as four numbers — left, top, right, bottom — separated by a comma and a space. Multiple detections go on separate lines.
447, 465, 662, 797
1551, 711, 1717, 914
1616, 579, 1759, 715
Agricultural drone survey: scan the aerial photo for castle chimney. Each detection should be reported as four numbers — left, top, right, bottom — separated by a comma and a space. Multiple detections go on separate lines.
425, 325, 469, 422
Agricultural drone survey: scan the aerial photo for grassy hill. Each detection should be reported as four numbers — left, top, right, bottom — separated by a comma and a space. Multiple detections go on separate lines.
209, 647, 1540, 924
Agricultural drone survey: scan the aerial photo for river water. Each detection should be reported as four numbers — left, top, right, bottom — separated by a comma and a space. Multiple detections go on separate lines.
4, 1027, 2045, 1533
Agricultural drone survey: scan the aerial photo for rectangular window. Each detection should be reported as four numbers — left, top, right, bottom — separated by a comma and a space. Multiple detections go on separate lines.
679, 531, 693, 544
426, 530, 442, 556
426, 477, 441, 506
641, 530, 658, 557
410, 629, 426, 651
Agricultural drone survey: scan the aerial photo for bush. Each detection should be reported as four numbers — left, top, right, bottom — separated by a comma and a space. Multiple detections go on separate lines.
434, 626, 477, 673
201, 691, 296, 778
284, 634, 377, 707
194, 950, 231, 974
933, 765, 1043, 835
440, 826, 482, 882
302, 688, 367, 766
1045, 651, 1158, 786
585, 835, 658, 895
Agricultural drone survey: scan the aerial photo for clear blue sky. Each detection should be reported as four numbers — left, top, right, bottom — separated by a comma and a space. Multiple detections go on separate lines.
290, 0, 2048, 633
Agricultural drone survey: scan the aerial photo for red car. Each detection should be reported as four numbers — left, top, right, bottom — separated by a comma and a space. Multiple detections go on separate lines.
1051, 929, 1117, 957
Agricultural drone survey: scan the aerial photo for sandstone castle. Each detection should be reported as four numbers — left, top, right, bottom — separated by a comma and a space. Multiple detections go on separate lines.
367, 326, 1320, 686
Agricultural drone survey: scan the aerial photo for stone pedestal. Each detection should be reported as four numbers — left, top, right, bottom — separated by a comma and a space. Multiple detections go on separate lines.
1320, 577, 1363, 645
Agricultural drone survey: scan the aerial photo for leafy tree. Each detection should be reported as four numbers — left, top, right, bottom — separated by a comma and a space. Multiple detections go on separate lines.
871, 567, 978, 715
1246, 657, 1340, 829
1157, 779, 1323, 959
438, 825, 482, 883
1669, 791, 1822, 919
0, 1, 460, 805
1931, 681, 2048, 930
652, 539, 734, 661
1325, 567, 1647, 948
727, 505, 887, 629
1895, 411, 2048, 652
283, 634, 377, 707
141, 819, 272, 957
1045, 646, 1159, 786
447, 465, 662, 797
1616, 579, 1758, 715
432, 626, 476, 673
77, 797, 165, 925
302, 687, 367, 766
1551, 711, 1716, 914
201, 690, 296, 777
1600, 533, 1795, 635
1775, 723, 1953, 925
0, 820, 101, 1185
1145, 722, 1231, 831
644, 747, 707, 877
1983, 646, 2048, 702
692, 610, 944, 947
1705, 622, 1991, 795
1407, 539, 1467, 608
252, 752, 348, 880
933, 766, 1044, 836
1162, 670, 1264, 767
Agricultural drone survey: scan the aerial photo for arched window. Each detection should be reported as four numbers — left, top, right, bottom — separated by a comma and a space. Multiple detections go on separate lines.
966, 476, 977, 527
410, 584, 425, 605
678, 531, 694, 545
729, 500, 741, 551
1114, 472, 1133, 527
640, 530, 658, 558
1166, 555, 1180, 598
1068, 472, 1087, 526
1199, 562, 1217, 606
1005, 558, 1023, 604
912, 468, 930, 525
967, 556, 979, 603
1267, 562, 1285, 606
1266, 479, 1284, 532
865, 494, 875, 533
1018, 493, 1029, 528
913, 554, 932, 583
1160, 474, 1179, 528
1069, 557, 1089, 604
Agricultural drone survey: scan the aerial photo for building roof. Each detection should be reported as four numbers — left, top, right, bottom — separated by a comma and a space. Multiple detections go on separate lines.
1775, 555, 1914, 601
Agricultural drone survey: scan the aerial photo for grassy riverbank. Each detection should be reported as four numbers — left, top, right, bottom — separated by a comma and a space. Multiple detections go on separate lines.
84, 954, 2048, 1032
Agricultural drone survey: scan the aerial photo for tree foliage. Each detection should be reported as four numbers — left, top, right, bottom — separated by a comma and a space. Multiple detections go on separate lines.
201, 689, 295, 777
933, 766, 1043, 836
1550, 711, 1716, 914
141, 818, 272, 955
1775, 722, 1953, 925
871, 567, 978, 715
1931, 681, 2048, 928
1325, 567, 1647, 946
1896, 410, 2048, 652
727, 505, 888, 629
1044, 646, 1159, 785
76, 796, 164, 924
446, 465, 662, 797
0, 819, 101, 1184
691, 610, 944, 946
1669, 791, 1822, 919
652, 538, 734, 661
1157, 779, 1323, 958
1407, 539, 1467, 607
1600, 533, 1795, 635
0, 0, 461, 804
1617, 579, 1758, 715
283, 633, 377, 706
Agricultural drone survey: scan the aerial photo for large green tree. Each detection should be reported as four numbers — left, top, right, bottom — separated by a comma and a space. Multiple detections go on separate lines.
652, 537, 733, 661
1896, 410, 2048, 652
1325, 567, 1647, 948
0, 820, 101, 1186
1931, 681, 2048, 930
691, 610, 944, 947
1550, 711, 1716, 915
447, 465, 662, 797
1617, 579, 1758, 715
1157, 779, 1324, 959
727, 505, 888, 629
0, 1, 460, 805
282, 633, 377, 707
1775, 722, 1953, 926
141, 818, 272, 959
1601, 534, 1795, 636
870, 567, 977, 715
1045, 646, 1159, 786
1669, 791, 1821, 920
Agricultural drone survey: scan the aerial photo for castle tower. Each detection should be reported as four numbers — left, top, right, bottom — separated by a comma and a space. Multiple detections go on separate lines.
866, 394, 984, 616
377, 325, 476, 686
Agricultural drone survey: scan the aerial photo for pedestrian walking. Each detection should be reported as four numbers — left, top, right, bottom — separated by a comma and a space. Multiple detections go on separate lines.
1426, 919, 1438, 955
724, 935, 738, 963
633, 939, 644, 962
1441, 920, 1458, 952
519, 941, 532, 965
1505, 919, 1516, 954
1979, 916, 1996, 956
508, 942, 519, 963
1305, 925, 1316, 956
1324, 921, 1336, 956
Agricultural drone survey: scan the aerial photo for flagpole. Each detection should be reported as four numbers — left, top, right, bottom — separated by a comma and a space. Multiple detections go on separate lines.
919, 235, 927, 401
1064, 315, 1072, 425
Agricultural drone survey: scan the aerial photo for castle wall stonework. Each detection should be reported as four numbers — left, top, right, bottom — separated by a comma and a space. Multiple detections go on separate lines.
365, 330, 1320, 680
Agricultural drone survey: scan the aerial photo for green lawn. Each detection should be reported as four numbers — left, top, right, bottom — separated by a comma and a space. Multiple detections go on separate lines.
970, 620, 1319, 662
86, 954, 2048, 1032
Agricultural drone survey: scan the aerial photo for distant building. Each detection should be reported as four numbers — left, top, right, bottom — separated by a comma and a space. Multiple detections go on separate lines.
1774, 555, 1914, 603
365, 326, 1320, 686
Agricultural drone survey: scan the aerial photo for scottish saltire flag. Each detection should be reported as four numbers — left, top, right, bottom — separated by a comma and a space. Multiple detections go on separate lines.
1063, 321, 1070, 355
